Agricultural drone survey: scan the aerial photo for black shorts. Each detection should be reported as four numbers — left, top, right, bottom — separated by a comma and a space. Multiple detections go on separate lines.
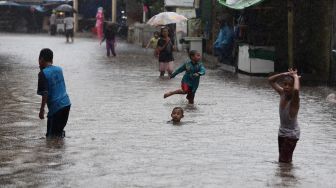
278, 136, 298, 163
47, 105, 70, 137
65, 29, 73, 38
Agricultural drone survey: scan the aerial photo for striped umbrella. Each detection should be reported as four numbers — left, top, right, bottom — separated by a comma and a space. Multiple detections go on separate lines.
146, 12, 187, 26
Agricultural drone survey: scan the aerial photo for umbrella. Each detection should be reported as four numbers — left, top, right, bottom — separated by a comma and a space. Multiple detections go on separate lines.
0, 1, 22, 7
43, 0, 73, 2
55, 4, 76, 13
146, 12, 187, 26
0, 1, 30, 11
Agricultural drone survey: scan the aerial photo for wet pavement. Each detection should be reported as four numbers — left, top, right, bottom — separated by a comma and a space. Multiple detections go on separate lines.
0, 33, 336, 187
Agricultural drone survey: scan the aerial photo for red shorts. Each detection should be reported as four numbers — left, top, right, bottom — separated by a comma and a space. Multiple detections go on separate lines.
181, 83, 194, 104
181, 83, 192, 93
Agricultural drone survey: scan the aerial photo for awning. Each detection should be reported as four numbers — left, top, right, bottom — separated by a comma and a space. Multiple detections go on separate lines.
15, 0, 42, 2
0, 1, 46, 12
217, 0, 266, 10
43, 0, 72, 3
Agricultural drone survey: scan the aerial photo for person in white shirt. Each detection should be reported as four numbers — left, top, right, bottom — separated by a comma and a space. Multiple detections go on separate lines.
64, 12, 74, 43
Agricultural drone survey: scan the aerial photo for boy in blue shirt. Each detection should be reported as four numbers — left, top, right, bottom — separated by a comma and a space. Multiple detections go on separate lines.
164, 50, 206, 104
37, 48, 71, 138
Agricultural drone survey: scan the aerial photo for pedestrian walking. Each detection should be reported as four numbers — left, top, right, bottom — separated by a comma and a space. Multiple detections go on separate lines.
100, 24, 116, 57
268, 68, 301, 163
213, 18, 235, 64
64, 12, 74, 43
164, 50, 205, 104
49, 10, 56, 35
37, 48, 71, 138
156, 27, 176, 77
95, 7, 104, 40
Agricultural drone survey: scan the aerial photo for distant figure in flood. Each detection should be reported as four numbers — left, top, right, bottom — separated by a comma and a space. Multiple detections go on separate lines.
49, 10, 56, 35
146, 31, 160, 49
100, 24, 116, 57
268, 68, 301, 163
164, 50, 206, 104
156, 27, 175, 77
213, 18, 234, 64
326, 93, 336, 103
64, 12, 74, 43
169, 107, 184, 124
37, 48, 71, 138
95, 7, 104, 40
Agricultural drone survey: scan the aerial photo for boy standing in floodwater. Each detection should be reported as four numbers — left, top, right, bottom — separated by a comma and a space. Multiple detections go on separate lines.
163, 50, 205, 104
268, 68, 300, 163
37, 48, 71, 138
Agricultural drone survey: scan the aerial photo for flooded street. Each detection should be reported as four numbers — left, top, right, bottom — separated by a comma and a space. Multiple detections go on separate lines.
0, 33, 336, 187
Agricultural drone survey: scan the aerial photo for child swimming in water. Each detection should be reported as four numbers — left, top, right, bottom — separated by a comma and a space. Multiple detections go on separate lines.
268, 68, 301, 163
169, 107, 184, 124
326, 93, 336, 103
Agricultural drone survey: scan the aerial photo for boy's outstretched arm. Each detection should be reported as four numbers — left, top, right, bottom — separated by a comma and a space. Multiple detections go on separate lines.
39, 95, 47, 119
268, 72, 287, 94
198, 64, 206, 76
170, 63, 186, 78
193, 64, 206, 77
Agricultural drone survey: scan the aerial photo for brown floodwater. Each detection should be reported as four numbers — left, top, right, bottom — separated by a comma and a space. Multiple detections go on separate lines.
0, 33, 336, 187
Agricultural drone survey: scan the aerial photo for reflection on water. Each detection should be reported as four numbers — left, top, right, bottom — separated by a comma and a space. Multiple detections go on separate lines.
45, 137, 66, 149
0, 34, 336, 187
274, 163, 298, 187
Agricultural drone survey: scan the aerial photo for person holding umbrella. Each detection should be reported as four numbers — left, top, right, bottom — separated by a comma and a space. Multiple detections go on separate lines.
156, 27, 176, 77
146, 12, 187, 77
64, 12, 74, 43
54, 4, 76, 42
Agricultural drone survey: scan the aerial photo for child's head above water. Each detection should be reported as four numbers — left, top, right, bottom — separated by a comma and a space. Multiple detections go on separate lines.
189, 50, 201, 63
171, 107, 184, 123
326, 93, 336, 103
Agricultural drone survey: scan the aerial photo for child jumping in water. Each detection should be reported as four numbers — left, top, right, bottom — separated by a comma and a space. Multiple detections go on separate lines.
164, 50, 205, 104
268, 68, 300, 163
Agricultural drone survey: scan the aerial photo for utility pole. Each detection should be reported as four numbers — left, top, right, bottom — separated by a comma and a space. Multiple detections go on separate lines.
73, 0, 78, 32
112, 0, 117, 23
143, 3, 146, 23
287, 0, 293, 68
